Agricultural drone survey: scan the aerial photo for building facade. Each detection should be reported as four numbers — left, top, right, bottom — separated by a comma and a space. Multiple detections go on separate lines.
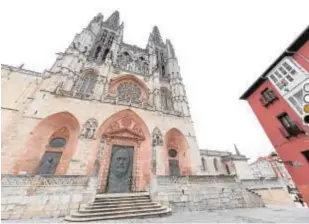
200, 146, 254, 180
240, 26, 309, 205
1, 11, 203, 193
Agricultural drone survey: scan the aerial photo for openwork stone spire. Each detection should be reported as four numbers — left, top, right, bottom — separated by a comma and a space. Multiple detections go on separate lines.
104, 11, 120, 30
151, 26, 164, 46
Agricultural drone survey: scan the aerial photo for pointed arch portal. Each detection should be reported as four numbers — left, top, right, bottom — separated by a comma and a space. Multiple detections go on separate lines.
87, 109, 151, 193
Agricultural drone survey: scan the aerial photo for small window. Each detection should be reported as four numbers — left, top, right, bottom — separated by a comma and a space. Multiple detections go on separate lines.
270, 74, 278, 83
274, 71, 282, 78
279, 67, 287, 75
225, 164, 230, 175
278, 113, 293, 129
168, 149, 177, 158
201, 157, 207, 171
286, 75, 294, 82
94, 46, 101, 59
301, 150, 309, 164
282, 62, 293, 72
290, 69, 297, 75
49, 137, 66, 148
261, 88, 276, 101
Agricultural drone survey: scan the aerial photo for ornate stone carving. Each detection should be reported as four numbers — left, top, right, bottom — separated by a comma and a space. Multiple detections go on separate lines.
1, 174, 89, 186
115, 44, 150, 75
121, 116, 132, 128
80, 118, 98, 139
132, 124, 143, 136
152, 127, 163, 147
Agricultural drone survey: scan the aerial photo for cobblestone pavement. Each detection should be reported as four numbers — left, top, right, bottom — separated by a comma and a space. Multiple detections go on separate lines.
2, 205, 309, 223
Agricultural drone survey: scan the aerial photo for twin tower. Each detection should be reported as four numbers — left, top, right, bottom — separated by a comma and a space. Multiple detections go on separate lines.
48, 11, 190, 117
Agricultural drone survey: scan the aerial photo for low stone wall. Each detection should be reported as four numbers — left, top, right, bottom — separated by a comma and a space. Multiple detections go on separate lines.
241, 178, 284, 190
1, 175, 97, 220
240, 178, 294, 205
150, 175, 264, 212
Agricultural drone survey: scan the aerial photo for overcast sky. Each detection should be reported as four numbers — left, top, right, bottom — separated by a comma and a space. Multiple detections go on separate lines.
1, 0, 309, 161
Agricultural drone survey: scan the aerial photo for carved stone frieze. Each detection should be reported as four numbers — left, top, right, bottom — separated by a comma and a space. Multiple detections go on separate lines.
1, 174, 90, 186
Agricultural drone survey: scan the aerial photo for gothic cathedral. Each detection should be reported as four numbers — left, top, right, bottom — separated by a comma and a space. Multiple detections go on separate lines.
2, 11, 202, 193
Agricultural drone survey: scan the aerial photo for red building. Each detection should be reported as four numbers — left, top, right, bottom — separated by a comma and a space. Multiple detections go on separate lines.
240, 26, 309, 205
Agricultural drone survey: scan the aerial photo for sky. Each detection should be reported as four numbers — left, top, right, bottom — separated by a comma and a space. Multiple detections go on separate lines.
1, 0, 309, 162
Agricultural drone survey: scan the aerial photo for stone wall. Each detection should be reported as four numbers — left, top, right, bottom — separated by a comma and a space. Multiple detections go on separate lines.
1, 175, 97, 220
150, 175, 264, 212
241, 178, 294, 205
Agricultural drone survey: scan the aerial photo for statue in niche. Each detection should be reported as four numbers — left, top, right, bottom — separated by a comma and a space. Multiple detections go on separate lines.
152, 127, 163, 147
107, 146, 133, 193
81, 118, 98, 139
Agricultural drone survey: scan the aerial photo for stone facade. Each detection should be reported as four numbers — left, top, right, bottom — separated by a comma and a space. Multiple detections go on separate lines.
1, 11, 201, 190
1, 11, 266, 220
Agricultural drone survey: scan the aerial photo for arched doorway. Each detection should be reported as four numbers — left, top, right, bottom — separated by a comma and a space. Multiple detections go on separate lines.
164, 128, 191, 176
88, 109, 151, 193
12, 112, 80, 175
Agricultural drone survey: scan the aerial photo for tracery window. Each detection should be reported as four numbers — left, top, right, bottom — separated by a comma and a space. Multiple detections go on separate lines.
74, 74, 98, 97
161, 87, 173, 111
117, 82, 142, 104
201, 157, 207, 171
94, 46, 101, 59
214, 158, 219, 171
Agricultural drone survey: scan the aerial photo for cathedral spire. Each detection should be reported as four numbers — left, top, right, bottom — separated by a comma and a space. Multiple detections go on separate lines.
166, 39, 176, 59
151, 26, 164, 46
104, 11, 120, 30
234, 144, 241, 155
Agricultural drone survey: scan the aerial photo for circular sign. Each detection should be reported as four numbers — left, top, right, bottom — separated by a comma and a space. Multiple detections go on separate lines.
304, 104, 309, 113
304, 95, 309, 103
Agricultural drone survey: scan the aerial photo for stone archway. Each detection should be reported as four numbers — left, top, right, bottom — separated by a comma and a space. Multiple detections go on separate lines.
164, 128, 191, 176
87, 109, 151, 193
12, 112, 80, 175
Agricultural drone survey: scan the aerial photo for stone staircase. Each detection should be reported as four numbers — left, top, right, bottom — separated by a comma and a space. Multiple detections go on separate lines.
64, 192, 171, 222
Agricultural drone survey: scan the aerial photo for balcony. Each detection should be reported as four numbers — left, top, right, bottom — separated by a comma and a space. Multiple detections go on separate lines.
279, 121, 306, 139
260, 95, 278, 108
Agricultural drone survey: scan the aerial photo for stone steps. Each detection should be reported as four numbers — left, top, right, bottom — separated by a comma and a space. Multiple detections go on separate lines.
82, 202, 160, 210
64, 208, 172, 222
84, 201, 156, 209
64, 192, 171, 222
94, 197, 150, 203
92, 199, 152, 206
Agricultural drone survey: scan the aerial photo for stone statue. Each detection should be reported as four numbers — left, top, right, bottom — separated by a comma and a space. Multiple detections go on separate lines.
107, 147, 132, 193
